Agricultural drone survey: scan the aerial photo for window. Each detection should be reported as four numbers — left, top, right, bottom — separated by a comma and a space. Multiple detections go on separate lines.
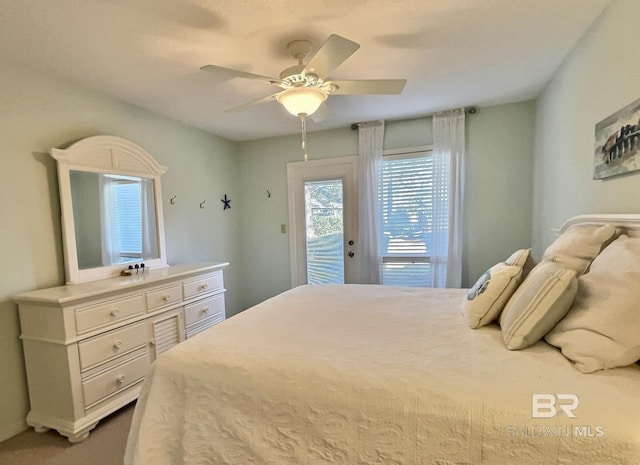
379, 147, 444, 287
109, 176, 143, 262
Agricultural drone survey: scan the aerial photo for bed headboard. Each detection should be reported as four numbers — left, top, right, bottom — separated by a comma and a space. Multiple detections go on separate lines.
560, 213, 640, 238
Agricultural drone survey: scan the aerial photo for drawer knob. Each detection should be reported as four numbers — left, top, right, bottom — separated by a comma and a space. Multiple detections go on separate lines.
200, 307, 210, 315
110, 309, 120, 317
162, 294, 171, 302
113, 340, 123, 349
117, 375, 126, 385
198, 284, 208, 291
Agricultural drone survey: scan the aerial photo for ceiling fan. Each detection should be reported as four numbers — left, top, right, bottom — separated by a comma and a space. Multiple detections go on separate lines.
200, 34, 407, 122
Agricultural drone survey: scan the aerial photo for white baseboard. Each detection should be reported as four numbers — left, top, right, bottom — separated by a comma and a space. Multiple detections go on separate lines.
0, 419, 28, 443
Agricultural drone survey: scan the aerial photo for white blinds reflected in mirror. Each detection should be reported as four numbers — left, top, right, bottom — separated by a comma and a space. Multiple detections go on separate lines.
70, 171, 159, 269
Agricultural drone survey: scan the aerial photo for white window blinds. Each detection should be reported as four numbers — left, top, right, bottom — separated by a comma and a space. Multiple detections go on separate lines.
379, 149, 440, 287
112, 179, 143, 260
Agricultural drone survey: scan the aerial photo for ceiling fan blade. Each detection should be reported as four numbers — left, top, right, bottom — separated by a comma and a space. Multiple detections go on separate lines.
201, 64, 282, 85
303, 34, 360, 80
329, 79, 407, 95
310, 102, 330, 123
225, 93, 280, 113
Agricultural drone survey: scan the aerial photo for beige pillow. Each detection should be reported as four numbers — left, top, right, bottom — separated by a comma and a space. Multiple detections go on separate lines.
541, 223, 616, 274
505, 248, 536, 278
462, 262, 523, 329
545, 235, 640, 373
500, 260, 577, 350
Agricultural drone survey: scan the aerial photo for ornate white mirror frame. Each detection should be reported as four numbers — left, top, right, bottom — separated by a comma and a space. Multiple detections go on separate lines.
52, 135, 169, 284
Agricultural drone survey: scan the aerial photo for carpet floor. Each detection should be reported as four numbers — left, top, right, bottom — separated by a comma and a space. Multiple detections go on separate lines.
0, 402, 134, 465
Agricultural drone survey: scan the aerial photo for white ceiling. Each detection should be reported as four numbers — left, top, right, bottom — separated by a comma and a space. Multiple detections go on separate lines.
0, 0, 610, 141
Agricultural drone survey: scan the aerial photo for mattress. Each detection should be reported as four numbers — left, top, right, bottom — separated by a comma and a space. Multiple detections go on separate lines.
125, 284, 640, 465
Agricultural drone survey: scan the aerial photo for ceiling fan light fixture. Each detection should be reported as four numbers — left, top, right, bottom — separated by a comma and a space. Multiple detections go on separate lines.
276, 87, 327, 117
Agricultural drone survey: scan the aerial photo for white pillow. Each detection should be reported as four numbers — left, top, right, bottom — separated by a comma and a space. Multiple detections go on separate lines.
462, 249, 534, 329
500, 260, 577, 350
545, 235, 640, 373
462, 262, 523, 329
541, 223, 616, 275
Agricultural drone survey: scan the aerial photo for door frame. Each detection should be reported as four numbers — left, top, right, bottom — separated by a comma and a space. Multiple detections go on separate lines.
287, 156, 358, 287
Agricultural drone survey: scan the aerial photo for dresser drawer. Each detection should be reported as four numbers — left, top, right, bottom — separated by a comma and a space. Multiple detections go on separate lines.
183, 272, 224, 300
78, 322, 147, 370
185, 312, 225, 339
146, 284, 182, 312
184, 294, 225, 328
82, 352, 149, 409
75, 294, 145, 334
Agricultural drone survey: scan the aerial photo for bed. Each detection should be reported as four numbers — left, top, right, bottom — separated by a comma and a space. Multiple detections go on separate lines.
124, 215, 640, 465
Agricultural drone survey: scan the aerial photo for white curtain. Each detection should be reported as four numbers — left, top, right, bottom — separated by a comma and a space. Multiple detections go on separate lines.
357, 120, 385, 284
99, 174, 120, 265
431, 109, 465, 288
140, 178, 158, 260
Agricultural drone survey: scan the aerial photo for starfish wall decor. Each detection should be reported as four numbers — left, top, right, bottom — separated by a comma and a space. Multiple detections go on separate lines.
221, 194, 231, 210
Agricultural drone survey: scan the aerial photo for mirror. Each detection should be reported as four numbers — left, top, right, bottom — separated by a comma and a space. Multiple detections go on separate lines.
52, 136, 168, 284
70, 171, 159, 269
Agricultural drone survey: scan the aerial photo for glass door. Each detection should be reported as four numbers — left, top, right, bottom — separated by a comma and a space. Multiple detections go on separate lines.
287, 156, 357, 287
304, 179, 345, 284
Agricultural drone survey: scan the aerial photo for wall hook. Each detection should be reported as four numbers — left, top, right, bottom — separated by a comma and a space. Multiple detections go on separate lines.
170, 195, 176, 205
200, 200, 206, 209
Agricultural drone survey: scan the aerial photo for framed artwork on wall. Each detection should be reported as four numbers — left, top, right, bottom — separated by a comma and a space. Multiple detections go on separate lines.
594, 98, 640, 180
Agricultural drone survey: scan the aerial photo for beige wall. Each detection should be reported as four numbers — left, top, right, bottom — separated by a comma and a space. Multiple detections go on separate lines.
235, 102, 535, 310
533, 0, 640, 255
0, 62, 240, 440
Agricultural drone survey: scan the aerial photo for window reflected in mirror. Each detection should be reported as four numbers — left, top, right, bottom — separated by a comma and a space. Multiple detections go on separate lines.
70, 171, 160, 269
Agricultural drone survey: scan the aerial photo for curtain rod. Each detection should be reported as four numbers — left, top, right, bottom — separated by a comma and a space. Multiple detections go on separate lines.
350, 107, 477, 130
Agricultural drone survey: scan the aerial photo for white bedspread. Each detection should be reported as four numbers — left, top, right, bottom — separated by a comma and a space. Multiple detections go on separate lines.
125, 285, 640, 465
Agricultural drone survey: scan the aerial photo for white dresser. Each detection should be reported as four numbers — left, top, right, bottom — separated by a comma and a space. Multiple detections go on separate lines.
14, 262, 228, 442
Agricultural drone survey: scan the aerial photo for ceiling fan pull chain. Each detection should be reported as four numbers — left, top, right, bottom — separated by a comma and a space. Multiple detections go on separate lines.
300, 115, 308, 162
